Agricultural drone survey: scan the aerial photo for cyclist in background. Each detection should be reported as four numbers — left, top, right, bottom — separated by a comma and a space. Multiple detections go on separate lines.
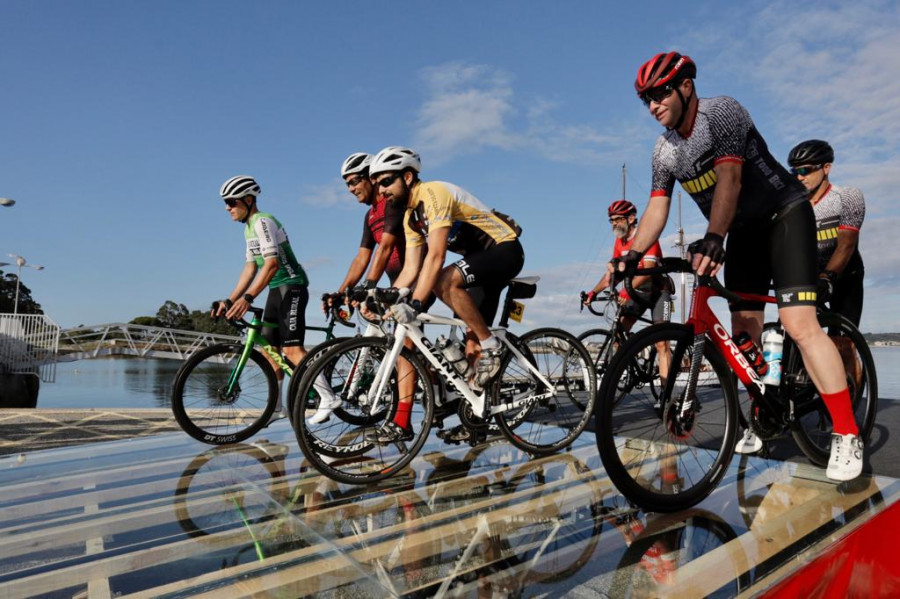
370, 146, 525, 392
213, 175, 332, 424
621, 52, 862, 480
583, 200, 673, 389
787, 140, 866, 327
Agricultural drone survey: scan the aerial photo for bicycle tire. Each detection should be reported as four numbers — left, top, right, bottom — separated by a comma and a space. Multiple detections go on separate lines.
577, 328, 614, 386
286, 336, 353, 426
293, 336, 434, 485
596, 324, 738, 512
172, 343, 278, 444
789, 312, 878, 466
493, 328, 596, 455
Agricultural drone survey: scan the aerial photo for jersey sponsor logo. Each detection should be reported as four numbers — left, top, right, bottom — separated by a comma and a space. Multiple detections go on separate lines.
713, 323, 765, 394
455, 259, 476, 285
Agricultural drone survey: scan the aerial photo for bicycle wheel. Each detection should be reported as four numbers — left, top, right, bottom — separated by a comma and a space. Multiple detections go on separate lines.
286, 336, 353, 426
293, 337, 434, 485
577, 328, 614, 386
172, 343, 278, 444
596, 324, 738, 513
789, 312, 878, 466
493, 328, 596, 455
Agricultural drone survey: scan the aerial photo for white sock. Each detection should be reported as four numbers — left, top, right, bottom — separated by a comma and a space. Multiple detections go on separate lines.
313, 372, 335, 403
480, 335, 500, 351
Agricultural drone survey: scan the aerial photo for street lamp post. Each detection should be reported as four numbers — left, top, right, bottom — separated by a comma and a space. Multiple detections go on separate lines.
6, 254, 44, 315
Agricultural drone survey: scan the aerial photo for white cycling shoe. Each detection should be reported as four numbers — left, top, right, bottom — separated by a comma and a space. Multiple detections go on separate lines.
735, 429, 763, 455
826, 433, 864, 482
306, 394, 343, 425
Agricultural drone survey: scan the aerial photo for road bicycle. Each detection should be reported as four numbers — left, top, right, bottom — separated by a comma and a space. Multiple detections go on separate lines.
579, 290, 663, 402
291, 277, 597, 485
595, 257, 877, 512
171, 300, 354, 445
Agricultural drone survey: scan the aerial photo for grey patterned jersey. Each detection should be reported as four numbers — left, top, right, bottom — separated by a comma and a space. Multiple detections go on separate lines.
812, 184, 865, 272
651, 96, 806, 227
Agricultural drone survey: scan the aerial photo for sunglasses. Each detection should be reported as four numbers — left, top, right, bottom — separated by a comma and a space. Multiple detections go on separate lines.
375, 172, 403, 189
790, 165, 822, 176
223, 198, 240, 208
640, 84, 676, 107
345, 176, 366, 188
609, 216, 627, 224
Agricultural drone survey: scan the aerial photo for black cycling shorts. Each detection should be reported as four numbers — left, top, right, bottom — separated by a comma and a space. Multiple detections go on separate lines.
262, 284, 309, 348
453, 239, 525, 326
724, 200, 817, 311
828, 265, 864, 328
622, 289, 673, 323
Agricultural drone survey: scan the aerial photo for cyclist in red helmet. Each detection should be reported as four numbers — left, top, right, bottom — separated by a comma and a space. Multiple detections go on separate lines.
617, 51, 863, 481
583, 200, 673, 388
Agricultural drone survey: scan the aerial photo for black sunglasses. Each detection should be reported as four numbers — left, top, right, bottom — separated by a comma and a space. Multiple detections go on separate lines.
345, 176, 366, 188
223, 198, 240, 208
375, 172, 403, 189
790, 165, 822, 176
640, 83, 676, 107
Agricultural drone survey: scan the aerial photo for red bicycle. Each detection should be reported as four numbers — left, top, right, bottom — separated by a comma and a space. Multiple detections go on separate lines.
595, 256, 877, 512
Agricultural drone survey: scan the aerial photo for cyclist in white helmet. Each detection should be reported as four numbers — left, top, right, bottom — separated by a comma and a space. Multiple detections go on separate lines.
213, 175, 332, 423
370, 147, 525, 401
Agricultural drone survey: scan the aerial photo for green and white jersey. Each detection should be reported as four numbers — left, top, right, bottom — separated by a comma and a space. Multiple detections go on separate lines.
244, 212, 308, 288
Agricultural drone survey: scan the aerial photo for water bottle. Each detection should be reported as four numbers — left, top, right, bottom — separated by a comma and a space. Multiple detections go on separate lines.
436, 335, 473, 377
761, 325, 784, 386
734, 332, 768, 376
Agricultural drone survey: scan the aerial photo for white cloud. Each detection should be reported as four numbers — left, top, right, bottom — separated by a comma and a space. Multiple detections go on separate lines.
413, 61, 641, 166
300, 183, 351, 208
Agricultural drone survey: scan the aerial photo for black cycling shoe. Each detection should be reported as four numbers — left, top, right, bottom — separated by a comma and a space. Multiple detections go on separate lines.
365, 421, 413, 444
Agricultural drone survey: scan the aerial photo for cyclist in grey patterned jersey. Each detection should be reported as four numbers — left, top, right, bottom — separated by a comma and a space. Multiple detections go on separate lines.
619, 51, 863, 481
788, 139, 866, 327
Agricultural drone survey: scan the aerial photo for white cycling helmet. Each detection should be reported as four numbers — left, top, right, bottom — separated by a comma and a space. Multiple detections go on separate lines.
220, 175, 261, 199
341, 152, 373, 177
369, 146, 421, 177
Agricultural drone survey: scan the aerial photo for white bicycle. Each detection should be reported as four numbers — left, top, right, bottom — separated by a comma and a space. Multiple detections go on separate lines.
290, 278, 597, 485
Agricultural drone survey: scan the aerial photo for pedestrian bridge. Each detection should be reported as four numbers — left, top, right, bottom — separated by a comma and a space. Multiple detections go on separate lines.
57, 323, 241, 362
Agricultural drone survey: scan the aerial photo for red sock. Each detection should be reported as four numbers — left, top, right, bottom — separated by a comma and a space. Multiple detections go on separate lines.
821, 389, 859, 436
393, 402, 412, 429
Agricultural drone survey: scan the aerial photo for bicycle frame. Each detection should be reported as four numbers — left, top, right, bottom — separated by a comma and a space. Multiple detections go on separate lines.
364, 313, 556, 420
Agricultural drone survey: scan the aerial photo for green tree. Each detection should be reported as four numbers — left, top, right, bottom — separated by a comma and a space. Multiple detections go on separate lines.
0, 270, 43, 314
129, 316, 160, 327
190, 309, 239, 335
156, 301, 193, 330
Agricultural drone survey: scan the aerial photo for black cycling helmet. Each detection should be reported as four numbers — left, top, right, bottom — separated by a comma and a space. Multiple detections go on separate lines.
788, 140, 834, 166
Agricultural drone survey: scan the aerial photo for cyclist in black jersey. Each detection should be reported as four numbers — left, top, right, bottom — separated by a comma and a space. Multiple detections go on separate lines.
618, 52, 862, 481
787, 140, 866, 327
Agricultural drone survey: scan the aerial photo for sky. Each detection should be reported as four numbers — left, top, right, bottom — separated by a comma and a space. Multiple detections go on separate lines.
1, 0, 899, 337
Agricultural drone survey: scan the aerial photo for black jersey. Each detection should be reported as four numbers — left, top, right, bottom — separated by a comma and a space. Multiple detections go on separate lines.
651, 96, 806, 227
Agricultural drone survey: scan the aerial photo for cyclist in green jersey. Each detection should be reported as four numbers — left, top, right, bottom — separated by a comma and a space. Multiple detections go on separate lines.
213, 175, 333, 422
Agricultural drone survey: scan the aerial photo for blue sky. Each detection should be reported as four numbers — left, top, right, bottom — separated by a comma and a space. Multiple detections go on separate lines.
2, 0, 898, 336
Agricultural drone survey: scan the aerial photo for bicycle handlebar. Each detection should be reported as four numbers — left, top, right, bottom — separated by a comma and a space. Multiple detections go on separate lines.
619, 256, 747, 307
579, 290, 616, 317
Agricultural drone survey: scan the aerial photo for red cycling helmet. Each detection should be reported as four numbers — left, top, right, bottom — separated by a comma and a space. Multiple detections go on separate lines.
635, 52, 696, 94
608, 200, 637, 217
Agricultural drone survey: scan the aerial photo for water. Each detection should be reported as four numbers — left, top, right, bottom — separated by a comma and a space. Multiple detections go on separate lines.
35, 347, 900, 409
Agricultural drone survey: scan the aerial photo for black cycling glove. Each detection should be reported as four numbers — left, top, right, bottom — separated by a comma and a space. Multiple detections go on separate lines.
692, 232, 726, 265
817, 270, 837, 303
612, 250, 643, 277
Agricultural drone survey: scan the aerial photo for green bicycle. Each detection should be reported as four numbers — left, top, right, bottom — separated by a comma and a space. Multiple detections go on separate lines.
171, 298, 354, 445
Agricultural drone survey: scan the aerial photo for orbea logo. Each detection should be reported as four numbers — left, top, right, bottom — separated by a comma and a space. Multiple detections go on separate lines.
712, 323, 765, 394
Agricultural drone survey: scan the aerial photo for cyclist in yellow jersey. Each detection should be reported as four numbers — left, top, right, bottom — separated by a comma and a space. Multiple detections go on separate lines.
369, 146, 525, 388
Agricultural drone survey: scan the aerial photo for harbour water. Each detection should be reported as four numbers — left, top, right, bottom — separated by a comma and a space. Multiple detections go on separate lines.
37, 347, 900, 409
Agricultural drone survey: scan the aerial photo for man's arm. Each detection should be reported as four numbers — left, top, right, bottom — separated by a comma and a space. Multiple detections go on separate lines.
393, 244, 426, 290
226, 258, 277, 320
629, 195, 672, 254
338, 247, 373, 293
412, 227, 449, 304
695, 160, 742, 276
824, 230, 859, 275
365, 231, 399, 285
214, 261, 257, 317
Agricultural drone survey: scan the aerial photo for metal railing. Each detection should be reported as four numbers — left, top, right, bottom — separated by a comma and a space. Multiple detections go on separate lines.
0, 314, 61, 383
57, 323, 240, 362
